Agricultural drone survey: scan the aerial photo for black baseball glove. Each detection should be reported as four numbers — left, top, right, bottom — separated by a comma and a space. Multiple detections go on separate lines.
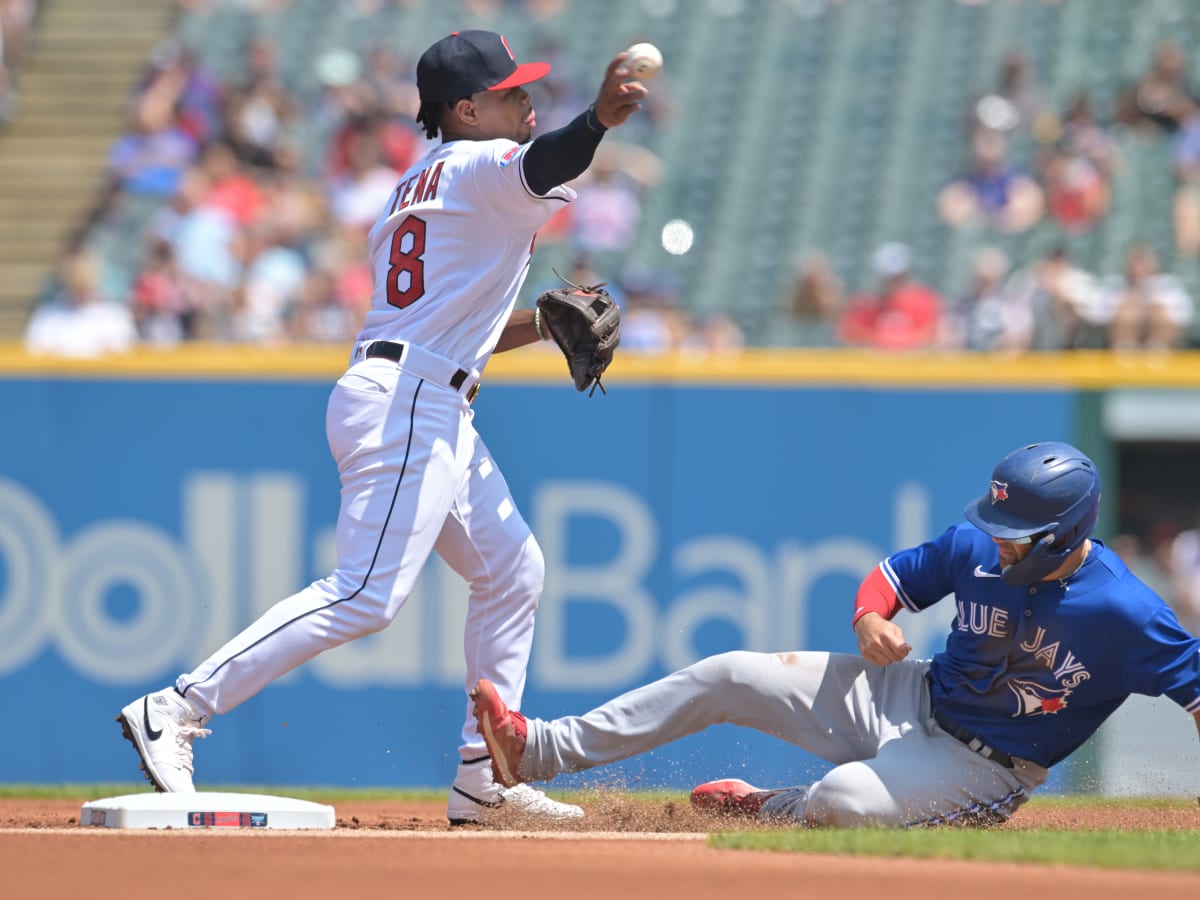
536, 278, 621, 395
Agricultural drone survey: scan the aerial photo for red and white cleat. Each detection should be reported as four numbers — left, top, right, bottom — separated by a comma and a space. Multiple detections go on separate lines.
469, 678, 528, 788
689, 778, 779, 817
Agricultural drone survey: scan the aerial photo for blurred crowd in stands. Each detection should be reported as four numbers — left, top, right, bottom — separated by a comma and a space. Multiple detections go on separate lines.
1112, 521, 1200, 637
23, 0, 709, 357
0, 0, 36, 121
784, 39, 1200, 354
787, 236, 1193, 355
14, 3, 1200, 360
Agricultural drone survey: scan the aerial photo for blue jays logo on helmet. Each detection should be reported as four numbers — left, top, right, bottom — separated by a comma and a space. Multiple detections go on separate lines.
989, 480, 1009, 504
1007, 677, 1072, 715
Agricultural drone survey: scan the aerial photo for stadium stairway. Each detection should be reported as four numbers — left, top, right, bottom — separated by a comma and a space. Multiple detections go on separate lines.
0, 0, 175, 340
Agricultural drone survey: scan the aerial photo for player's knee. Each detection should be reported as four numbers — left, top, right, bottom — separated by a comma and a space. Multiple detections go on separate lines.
319, 571, 403, 634
514, 536, 545, 599
805, 764, 901, 827
684, 651, 779, 718
693, 649, 801, 691
353, 591, 402, 634
468, 533, 543, 604
484, 534, 543, 616
687, 650, 757, 687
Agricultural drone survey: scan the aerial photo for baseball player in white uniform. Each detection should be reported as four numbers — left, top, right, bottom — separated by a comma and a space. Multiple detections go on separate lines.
117, 30, 649, 825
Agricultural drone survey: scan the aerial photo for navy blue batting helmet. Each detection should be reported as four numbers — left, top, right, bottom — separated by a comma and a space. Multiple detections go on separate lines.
963, 441, 1101, 586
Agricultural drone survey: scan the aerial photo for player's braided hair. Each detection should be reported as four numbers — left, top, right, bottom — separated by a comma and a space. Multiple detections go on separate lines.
416, 96, 472, 140
416, 102, 443, 140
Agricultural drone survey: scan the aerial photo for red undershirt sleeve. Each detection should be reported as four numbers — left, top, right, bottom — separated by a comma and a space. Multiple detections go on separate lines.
851, 564, 902, 628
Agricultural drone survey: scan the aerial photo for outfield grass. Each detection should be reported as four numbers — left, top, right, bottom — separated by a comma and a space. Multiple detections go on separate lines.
711, 827, 1200, 871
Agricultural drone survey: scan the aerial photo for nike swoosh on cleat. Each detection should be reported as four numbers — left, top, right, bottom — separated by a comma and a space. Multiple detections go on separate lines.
973, 565, 1002, 578
143, 696, 164, 741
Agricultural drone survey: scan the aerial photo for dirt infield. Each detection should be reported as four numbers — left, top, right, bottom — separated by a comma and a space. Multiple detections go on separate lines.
3, 796, 1199, 900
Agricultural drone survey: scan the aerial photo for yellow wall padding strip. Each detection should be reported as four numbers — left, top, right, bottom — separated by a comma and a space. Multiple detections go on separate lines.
3, 343, 1200, 389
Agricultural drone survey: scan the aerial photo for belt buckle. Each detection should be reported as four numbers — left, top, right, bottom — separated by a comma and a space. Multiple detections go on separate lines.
466, 382, 480, 404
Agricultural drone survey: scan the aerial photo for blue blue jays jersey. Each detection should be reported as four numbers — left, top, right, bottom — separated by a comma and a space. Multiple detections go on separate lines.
883, 523, 1200, 768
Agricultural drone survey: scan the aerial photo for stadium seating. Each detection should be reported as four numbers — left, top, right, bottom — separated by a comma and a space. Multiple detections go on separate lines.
0, 0, 175, 339
9, 0, 1200, 345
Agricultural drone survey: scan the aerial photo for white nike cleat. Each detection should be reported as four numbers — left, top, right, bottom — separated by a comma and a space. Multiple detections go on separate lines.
116, 688, 211, 793
447, 756, 583, 826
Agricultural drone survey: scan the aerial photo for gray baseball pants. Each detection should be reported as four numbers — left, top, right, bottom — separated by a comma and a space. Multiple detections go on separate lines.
520, 650, 1048, 826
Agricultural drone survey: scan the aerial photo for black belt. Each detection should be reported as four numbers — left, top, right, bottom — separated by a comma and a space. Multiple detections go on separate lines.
365, 340, 479, 403
931, 706, 1015, 769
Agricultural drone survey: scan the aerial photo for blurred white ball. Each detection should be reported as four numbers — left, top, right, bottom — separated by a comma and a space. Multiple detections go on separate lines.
976, 95, 1019, 132
662, 219, 694, 255
624, 42, 663, 80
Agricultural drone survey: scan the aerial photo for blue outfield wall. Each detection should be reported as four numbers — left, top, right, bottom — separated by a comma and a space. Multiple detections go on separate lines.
0, 359, 1083, 792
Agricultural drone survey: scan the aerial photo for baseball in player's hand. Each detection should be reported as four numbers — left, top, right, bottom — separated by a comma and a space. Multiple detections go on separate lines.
854, 613, 913, 666
592, 52, 650, 128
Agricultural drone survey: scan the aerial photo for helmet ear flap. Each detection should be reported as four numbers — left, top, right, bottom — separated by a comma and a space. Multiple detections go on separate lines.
1000, 532, 1060, 586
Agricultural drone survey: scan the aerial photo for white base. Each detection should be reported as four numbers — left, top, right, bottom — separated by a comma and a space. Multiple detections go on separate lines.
81, 792, 336, 830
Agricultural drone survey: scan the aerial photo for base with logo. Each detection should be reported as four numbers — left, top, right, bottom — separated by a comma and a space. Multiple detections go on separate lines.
81, 792, 336, 830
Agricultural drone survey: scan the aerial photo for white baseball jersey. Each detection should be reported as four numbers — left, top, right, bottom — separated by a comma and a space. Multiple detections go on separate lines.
358, 138, 575, 371
171, 134, 579, 797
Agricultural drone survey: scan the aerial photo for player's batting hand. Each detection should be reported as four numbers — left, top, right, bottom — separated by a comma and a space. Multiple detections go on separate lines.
854, 613, 913, 666
592, 53, 649, 128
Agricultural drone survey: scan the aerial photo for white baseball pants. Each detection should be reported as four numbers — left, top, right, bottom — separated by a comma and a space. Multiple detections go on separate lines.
177, 347, 542, 758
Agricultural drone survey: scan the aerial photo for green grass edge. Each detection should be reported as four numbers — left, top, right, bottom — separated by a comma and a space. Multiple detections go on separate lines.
710, 826, 1200, 872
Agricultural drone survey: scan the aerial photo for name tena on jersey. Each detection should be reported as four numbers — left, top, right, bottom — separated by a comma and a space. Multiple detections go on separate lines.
957, 600, 1092, 690
386, 161, 445, 216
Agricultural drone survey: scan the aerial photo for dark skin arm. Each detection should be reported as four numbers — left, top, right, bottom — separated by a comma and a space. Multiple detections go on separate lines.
495, 55, 647, 355
493, 308, 545, 354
